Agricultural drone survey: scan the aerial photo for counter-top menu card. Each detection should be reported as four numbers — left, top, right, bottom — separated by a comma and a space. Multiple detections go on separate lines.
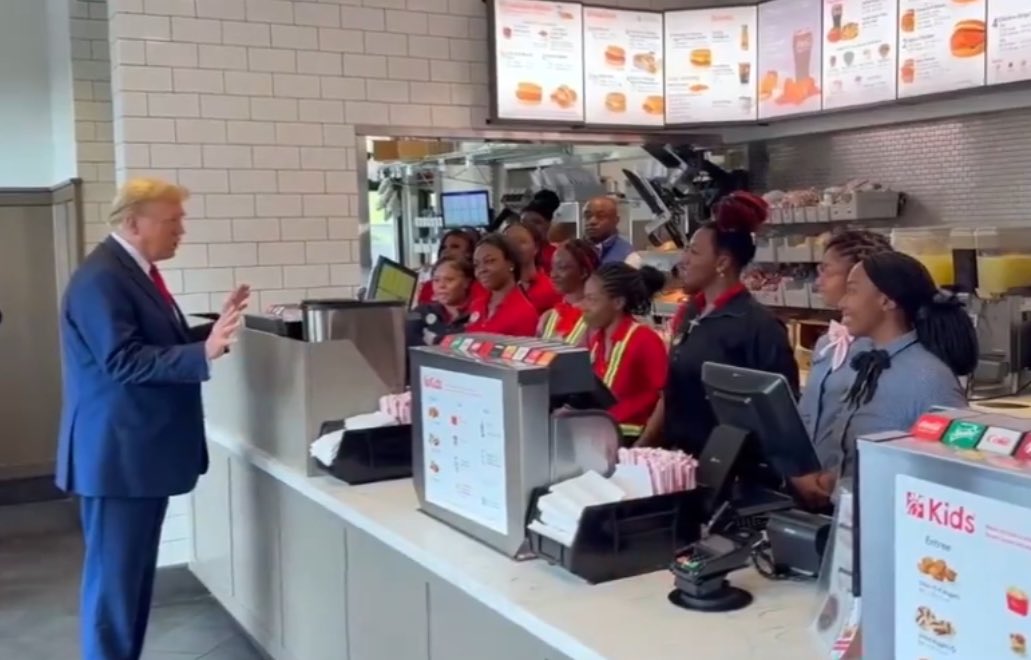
583, 8, 665, 126
987, 0, 1031, 85
665, 6, 758, 124
493, 0, 585, 122
895, 475, 1031, 659
898, 0, 986, 98
758, 0, 823, 118
822, 0, 898, 109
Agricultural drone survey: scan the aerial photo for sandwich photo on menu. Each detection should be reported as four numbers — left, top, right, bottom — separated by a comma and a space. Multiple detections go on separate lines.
605, 45, 626, 68
605, 92, 627, 113
690, 48, 712, 67
950, 19, 985, 58
516, 82, 543, 105
642, 95, 664, 115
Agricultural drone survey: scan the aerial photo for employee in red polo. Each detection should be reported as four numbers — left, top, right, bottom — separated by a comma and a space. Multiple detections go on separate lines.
581, 262, 668, 442
466, 233, 539, 337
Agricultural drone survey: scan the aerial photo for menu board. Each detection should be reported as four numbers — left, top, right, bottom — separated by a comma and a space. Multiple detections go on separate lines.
987, 0, 1031, 85
665, 6, 758, 124
895, 475, 1031, 658
822, 0, 898, 109
582, 8, 665, 126
421, 367, 508, 534
492, 0, 585, 122
898, 0, 987, 98
758, 0, 823, 118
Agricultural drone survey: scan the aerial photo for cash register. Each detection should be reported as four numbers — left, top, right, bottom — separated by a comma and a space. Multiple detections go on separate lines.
410, 334, 620, 558
669, 363, 828, 612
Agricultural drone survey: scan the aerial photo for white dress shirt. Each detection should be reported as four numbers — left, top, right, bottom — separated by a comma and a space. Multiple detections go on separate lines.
110, 232, 151, 275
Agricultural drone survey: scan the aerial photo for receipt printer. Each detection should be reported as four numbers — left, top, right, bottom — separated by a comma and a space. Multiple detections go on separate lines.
766, 510, 832, 578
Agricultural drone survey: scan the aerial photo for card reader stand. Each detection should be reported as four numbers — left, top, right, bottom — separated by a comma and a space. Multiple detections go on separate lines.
668, 530, 758, 612
666, 423, 797, 613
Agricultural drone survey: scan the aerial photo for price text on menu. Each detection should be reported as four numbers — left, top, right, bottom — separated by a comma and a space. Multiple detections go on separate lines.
895, 475, 1031, 658
822, 0, 899, 109
582, 8, 665, 126
664, 6, 758, 124
420, 367, 509, 534
987, 0, 1031, 85
898, 0, 986, 98
493, 0, 585, 122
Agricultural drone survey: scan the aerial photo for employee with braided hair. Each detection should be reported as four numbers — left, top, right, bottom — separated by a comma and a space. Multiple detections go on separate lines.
581, 263, 668, 442
538, 239, 600, 345
813, 251, 976, 493
794, 230, 893, 502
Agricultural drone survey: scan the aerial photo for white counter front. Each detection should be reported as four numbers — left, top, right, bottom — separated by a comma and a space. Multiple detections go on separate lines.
192, 426, 823, 660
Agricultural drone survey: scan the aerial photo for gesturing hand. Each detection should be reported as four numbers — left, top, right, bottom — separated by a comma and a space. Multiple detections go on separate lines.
206, 284, 250, 361
221, 284, 251, 315
205, 307, 242, 360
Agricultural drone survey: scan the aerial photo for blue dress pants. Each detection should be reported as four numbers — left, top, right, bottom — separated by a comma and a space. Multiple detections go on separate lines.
79, 496, 169, 660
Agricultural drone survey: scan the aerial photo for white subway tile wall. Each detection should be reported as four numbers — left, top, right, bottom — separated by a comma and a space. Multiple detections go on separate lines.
762, 109, 1031, 227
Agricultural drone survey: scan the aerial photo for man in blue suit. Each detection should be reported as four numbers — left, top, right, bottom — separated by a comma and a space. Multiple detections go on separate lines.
57, 178, 249, 660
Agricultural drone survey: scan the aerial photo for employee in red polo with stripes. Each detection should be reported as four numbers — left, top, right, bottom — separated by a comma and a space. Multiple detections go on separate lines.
580, 262, 668, 443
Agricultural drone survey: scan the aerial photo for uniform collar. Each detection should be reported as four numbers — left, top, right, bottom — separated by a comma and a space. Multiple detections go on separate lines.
877, 330, 919, 356
589, 314, 635, 352
687, 283, 750, 321
110, 231, 152, 274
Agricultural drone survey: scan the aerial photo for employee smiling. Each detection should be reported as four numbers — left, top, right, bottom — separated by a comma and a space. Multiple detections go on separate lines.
831, 251, 976, 477
503, 219, 561, 314
799, 230, 892, 469
538, 239, 600, 345
465, 234, 539, 337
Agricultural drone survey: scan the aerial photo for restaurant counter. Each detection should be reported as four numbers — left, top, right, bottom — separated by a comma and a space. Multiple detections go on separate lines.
191, 425, 823, 660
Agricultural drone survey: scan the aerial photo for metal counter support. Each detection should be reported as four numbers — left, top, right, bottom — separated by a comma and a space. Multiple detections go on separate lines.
203, 328, 395, 474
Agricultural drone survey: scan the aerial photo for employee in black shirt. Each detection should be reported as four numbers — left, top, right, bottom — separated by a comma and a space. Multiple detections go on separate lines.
637, 192, 798, 455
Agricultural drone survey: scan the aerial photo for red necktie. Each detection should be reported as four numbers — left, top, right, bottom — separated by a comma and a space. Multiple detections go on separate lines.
149, 265, 176, 307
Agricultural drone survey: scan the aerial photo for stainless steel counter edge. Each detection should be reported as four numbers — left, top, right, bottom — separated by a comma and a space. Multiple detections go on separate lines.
202, 424, 609, 660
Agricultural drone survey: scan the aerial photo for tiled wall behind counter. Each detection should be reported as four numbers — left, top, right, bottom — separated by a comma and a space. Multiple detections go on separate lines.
763, 107, 1031, 227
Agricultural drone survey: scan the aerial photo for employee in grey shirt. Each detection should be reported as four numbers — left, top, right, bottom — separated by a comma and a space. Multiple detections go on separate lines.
799, 231, 893, 465
833, 251, 976, 480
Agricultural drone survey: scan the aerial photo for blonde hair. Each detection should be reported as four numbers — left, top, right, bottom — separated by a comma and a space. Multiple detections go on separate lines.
108, 178, 189, 227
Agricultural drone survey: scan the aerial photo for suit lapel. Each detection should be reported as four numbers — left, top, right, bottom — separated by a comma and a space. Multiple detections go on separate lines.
101, 237, 190, 340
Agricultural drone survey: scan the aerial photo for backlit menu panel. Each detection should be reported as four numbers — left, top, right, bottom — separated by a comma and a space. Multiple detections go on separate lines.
493, 0, 585, 122
665, 6, 758, 124
898, 0, 986, 98
822, 0, 898, 109
758, 0, 823, 118
987, 0, 1031, 85
583, 8, 665, 126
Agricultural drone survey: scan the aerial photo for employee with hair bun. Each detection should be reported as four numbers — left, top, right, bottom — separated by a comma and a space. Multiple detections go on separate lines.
415, 228, 479, 305
581, 262, 669, 441
637, 192, 799, 455
465, 233, 539, 337
538, 238, 600, 345
521, 188, 563, 271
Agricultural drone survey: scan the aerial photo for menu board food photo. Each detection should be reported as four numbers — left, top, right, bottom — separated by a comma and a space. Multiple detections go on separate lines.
758, 0, 823, 118
492, 0, 585, 122
583, 8, 665, 126
987, 0, 1031, 85
822, 0, 899, 109
665, 6, 758, 123
898, 0, 987, 98
895, 475, 1031, 658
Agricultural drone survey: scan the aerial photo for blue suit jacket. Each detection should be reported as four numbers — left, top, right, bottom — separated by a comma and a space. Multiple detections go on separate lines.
56, 237, 213, 498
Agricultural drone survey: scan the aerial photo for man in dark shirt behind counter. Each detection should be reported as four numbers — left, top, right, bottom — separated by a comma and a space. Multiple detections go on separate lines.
583, 196, 635, 265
